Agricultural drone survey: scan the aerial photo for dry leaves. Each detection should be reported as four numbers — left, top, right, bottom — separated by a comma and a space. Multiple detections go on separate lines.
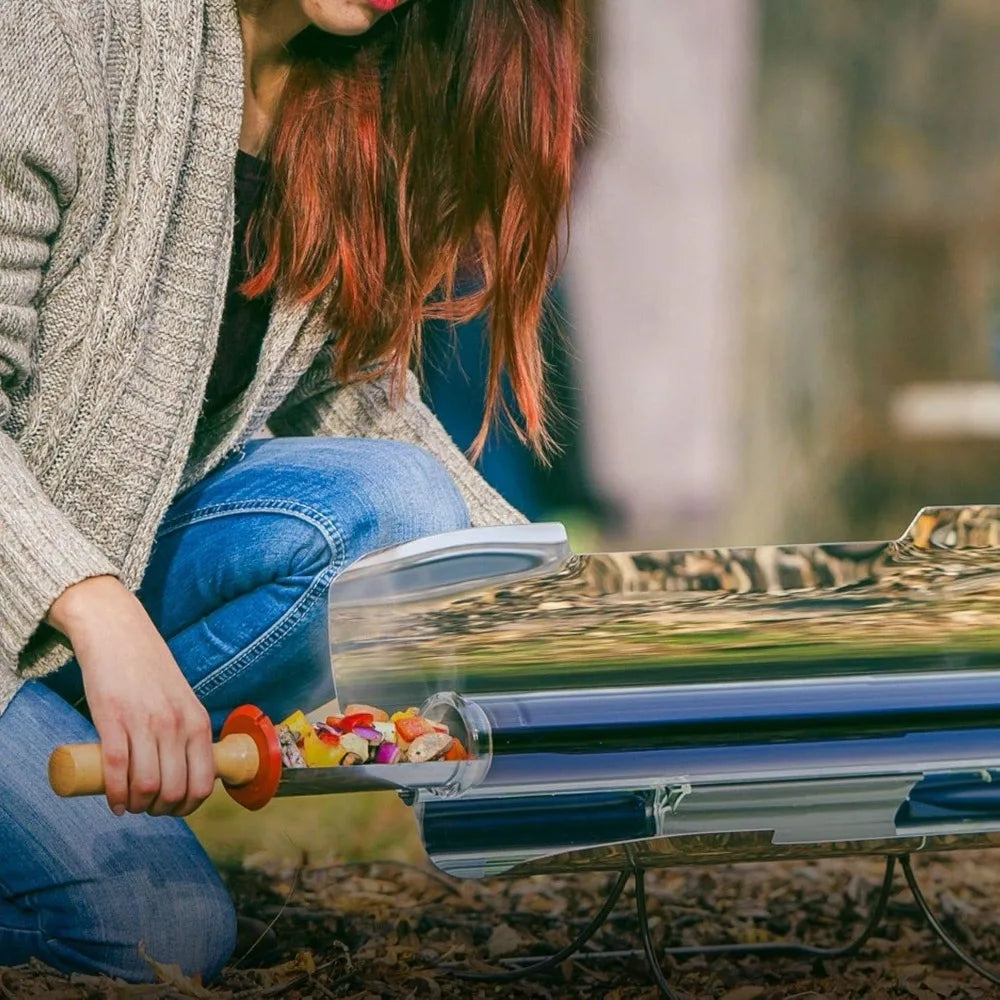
3, 851, 1000, 998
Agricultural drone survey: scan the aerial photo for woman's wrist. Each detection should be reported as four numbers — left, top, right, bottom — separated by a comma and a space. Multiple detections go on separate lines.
46, 574, 129, 641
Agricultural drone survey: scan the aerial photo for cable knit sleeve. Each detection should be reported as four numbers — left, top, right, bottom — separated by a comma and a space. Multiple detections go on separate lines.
267, 343, 528, 528
0, 7, 119, 672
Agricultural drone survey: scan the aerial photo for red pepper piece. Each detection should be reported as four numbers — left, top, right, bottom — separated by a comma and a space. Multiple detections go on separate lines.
317, 730, 341, 746
443, 738, 469, 761
339, 712, 375, 733
342, 703, 390, 723
395, 715, 432, 743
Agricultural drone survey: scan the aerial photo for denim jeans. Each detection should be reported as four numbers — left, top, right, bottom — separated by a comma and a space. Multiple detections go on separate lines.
0, 437, 469, 979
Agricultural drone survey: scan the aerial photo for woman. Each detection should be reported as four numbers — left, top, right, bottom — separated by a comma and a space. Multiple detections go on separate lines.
0, 0, 581, 981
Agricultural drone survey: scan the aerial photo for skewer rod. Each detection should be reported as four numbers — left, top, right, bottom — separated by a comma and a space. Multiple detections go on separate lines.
48, 734, 260, 798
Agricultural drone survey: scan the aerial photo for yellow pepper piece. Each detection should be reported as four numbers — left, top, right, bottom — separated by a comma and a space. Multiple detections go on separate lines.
280, 710, 349, 766
302, 731, 348, 767
389, 707, 419, 723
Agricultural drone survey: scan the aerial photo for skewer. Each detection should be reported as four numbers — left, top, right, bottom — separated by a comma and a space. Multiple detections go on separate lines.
47, 703, 467, 808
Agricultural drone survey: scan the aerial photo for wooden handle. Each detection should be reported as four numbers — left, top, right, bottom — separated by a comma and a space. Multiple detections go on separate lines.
48, 733, 260, 798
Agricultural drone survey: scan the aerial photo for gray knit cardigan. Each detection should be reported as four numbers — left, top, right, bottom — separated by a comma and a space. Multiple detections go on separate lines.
0, 0, 524, 713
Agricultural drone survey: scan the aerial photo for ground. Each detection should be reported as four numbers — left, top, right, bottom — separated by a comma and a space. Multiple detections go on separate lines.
3, 793, 1000, 999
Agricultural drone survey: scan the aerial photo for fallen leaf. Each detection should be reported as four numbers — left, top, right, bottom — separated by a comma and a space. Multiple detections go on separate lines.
138, 943, 212, 998
411, 973, 442, 998
719, 988, 766, 1000
486, 922, 523, 959
922, 976, 961, 998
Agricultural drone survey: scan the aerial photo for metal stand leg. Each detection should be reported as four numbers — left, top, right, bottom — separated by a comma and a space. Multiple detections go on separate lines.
445, 855, 898, 997
632, 857, 896, 999
635, 867, 682, 999
655, 854, 898, 963
900, 854, 1000, 988
444, 851, 1000, 995
450, 869, 632, 983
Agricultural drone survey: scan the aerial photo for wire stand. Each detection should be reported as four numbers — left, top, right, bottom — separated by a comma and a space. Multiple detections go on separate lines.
450, 869, 631, 984
634, 867, 682, 1000
634, 856, 896, 998
651, 854, 897, 963
446, 856, 897, 998
900, 854, 1000, 988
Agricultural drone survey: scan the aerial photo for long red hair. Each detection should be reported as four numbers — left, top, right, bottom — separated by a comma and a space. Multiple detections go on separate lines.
242, 0, 583, 458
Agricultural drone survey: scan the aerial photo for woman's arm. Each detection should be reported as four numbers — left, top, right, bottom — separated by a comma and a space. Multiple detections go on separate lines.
267, 344, 528, 528
0, 6, 120, 669
0, 7, 214, 817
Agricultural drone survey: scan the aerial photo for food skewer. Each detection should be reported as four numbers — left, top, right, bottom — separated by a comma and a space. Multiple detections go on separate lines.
48, 702, 470, 810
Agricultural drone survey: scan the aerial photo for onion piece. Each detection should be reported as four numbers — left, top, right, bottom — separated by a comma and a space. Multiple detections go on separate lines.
374, 743, 402, 765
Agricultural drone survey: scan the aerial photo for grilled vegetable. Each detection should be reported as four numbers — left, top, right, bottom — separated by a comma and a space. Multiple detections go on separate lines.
275, 703, 468, 769
374, 743, 402, 765
343, 703, 390, 723
395, 715, 434, 743
373, 722, 397, 743
407, 732, 453, 763
339, 732, 371, 762
339, 712, 375, 733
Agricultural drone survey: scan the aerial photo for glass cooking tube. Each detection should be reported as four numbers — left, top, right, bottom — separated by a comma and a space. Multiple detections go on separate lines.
413, 677, 1000, 877
420, 672, 1000, 797
326, 508, 1000, 874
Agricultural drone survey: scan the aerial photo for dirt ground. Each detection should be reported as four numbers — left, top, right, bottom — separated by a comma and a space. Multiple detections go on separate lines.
4, 849, 1000, 1000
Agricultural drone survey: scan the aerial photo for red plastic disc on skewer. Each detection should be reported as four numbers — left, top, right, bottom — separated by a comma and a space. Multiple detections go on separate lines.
220, 704, 282, 811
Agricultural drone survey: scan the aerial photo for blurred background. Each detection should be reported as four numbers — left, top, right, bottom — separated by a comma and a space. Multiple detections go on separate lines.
428, 0, 1000, 553
193, 0, 1000, 862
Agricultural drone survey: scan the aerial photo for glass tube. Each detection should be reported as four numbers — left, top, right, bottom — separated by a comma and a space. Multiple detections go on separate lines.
324, 507, 1000, 872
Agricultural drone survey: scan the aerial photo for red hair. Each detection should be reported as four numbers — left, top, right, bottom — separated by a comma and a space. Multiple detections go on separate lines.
242, 0, 584, 458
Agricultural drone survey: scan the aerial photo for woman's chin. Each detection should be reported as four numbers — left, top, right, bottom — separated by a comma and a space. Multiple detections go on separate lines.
302, 0, 390, 37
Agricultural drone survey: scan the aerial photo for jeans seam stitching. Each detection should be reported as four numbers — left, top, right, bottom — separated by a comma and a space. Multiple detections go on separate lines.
191, 565, 338, 700
156, 499, 347, 567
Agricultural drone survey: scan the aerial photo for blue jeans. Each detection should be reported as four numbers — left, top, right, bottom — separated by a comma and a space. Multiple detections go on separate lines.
0, 438, 469, 980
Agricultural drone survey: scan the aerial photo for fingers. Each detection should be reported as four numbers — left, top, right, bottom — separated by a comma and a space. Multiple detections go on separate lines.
126, 726, 161, 815
177, 712, 216, 817
148, 713, 188, 817
156, 707, 215, 817
80, 643, 216, 817
102, 724, 130, 817
142, 704, 216, 817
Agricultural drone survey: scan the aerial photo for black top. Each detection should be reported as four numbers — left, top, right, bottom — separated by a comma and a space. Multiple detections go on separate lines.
201, 150, 274, 419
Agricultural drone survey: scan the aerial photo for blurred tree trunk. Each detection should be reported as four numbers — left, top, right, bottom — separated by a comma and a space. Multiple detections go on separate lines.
736, 0, 1000, 545
567, 0, 757, 549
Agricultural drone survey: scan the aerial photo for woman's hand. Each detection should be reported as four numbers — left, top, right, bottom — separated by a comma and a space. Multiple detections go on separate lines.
47, 575, 216, 817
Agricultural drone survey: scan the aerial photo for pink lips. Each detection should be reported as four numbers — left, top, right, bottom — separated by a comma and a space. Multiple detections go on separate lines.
368, 0, 401, 11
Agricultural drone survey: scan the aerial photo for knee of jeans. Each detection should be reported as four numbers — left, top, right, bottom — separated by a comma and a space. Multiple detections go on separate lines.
58, 855, 237, 982
358, 441, 470, 548
134, 874, 237, 982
